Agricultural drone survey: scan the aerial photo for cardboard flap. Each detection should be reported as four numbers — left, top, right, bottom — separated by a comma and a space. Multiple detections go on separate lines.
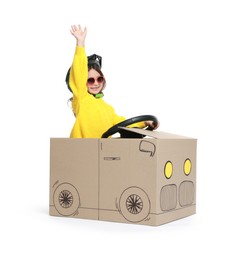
118, 127, 194, 139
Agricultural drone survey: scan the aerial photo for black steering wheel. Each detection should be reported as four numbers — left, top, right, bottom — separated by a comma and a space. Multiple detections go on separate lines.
101, 115, 158, 138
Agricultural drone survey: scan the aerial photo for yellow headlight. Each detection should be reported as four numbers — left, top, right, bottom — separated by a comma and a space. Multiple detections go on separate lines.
184, 159, 192, 175
164, 161, 173, 179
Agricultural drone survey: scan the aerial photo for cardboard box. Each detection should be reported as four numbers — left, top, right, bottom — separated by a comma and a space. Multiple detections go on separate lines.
49, 127, 197, 226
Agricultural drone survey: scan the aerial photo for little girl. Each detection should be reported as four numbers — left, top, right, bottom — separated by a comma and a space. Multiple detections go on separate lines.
66, 25, 158, 138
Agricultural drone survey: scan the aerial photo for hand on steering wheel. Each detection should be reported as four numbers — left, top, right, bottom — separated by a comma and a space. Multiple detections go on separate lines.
101, 115, 158, 138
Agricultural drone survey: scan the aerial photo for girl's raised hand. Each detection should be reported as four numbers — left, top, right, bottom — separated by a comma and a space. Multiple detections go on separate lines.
70, 25, 87, 46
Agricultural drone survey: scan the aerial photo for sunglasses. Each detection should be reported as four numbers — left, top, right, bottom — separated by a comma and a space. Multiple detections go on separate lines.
87, 76, 104, 85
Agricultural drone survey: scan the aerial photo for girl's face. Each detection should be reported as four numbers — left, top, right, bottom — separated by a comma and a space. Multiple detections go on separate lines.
87, 69, 104, 95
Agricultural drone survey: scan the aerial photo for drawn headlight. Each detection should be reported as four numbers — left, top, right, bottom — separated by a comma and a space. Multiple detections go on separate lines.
164, 161, 173, 179
184, 158, 192, 176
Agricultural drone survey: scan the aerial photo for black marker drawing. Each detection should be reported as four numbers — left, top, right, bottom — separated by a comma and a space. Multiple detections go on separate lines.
139, 140, 156, 157
119, 186, 151, 223
53, 183, 80, 216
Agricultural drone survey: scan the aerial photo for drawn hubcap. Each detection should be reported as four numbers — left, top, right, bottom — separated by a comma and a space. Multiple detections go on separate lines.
59, 190, 73, 208
126, 194, 143, 214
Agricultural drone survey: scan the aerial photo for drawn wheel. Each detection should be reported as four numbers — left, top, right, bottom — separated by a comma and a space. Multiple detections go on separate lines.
53, 183, 80, 216
119, 187, 150, 223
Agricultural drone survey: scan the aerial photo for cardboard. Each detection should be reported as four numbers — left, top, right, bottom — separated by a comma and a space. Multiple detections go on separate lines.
49, 128, 197, 226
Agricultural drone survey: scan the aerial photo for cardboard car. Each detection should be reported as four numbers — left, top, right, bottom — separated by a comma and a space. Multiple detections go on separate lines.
49, 115, 197, 226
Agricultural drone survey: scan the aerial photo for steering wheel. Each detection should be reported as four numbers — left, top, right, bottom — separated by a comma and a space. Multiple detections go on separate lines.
101, 115, 158, 138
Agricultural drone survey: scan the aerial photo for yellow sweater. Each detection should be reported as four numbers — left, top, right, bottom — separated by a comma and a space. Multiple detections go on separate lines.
69, 46, 142, 138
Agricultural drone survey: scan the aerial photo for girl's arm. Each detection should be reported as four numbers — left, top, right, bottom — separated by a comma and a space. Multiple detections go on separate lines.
69, 25, 88, 99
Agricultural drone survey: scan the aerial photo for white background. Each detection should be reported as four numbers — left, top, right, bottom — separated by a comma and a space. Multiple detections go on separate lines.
1, 0, 239, 259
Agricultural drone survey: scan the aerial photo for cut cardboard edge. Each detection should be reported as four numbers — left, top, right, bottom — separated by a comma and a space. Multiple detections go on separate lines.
118, 127, 196, 139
